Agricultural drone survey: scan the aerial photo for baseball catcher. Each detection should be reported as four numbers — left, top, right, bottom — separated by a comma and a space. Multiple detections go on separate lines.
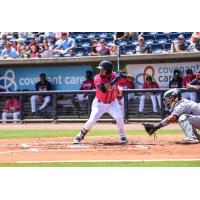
143, 88, 200, 143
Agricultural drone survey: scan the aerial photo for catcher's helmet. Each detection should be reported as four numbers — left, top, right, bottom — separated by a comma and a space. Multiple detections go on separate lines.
97, 60, 113, 75
164, 88, 182, 109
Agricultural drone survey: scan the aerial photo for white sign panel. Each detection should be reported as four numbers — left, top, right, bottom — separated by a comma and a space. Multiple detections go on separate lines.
126, 62, 200, 88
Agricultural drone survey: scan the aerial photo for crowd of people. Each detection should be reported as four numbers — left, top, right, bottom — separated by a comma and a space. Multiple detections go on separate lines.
0, 32, 200, 59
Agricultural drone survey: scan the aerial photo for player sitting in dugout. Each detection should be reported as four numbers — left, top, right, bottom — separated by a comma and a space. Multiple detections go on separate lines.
143, 88, 200, 143
139, 75, 161, 114
117, 74, 135, 117
182, 69, 196, 102
71, 70, 95, 116
2, 96, 20, 124
169, 69, 183, 89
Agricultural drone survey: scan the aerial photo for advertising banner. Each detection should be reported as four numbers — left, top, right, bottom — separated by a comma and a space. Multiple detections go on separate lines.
127, 62, 200, 88
0, 65, 92, 91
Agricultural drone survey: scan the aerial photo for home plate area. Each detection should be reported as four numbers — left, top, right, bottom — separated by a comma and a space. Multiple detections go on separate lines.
0, 135, 200, 162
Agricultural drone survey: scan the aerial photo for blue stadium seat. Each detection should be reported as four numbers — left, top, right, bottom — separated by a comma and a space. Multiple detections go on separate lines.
164, 43, 171, 52
74, 33, 85, 40
86, 33, 96, 39
107, 32, 114, 37
122, 45, 135, 55
150, 44, 164, 53
74, 47, 85, 57
183, 32, 192, 43
84, 47, 92, 56
155, 34, 169, 44
76, 38, 91, 47
99, 32, 108, 38
144, 35, 155, 45
168, 33, 182, 42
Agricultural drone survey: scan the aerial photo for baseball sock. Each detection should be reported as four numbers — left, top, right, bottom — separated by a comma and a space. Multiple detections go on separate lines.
77, 128, 88, 139
115, 116, 126, 139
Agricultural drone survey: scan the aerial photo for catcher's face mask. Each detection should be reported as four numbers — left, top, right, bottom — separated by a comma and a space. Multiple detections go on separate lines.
164, 96, 178, 110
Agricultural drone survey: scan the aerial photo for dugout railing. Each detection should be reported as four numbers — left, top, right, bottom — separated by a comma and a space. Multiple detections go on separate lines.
0, 88, 200, 123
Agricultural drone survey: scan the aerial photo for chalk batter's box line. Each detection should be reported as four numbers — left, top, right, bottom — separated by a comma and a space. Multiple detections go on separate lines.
16, 158, 200, 163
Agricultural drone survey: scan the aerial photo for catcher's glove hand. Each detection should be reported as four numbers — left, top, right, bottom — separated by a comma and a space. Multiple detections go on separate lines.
142, 123, 159, 139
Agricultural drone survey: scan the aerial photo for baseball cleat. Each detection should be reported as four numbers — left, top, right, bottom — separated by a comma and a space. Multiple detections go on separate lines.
73, 136, 82, 144
120, 137, 128, 144
183, 136, 200, 144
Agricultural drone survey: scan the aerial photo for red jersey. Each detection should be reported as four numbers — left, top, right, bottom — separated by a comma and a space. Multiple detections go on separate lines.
117, 80, 134, 99
5, 98, 20, 111
80, 79, 95, 90
95, 72, 125, 103
120, 80, 134, 90
182, 75, 196, 87
143, 81, 159, 89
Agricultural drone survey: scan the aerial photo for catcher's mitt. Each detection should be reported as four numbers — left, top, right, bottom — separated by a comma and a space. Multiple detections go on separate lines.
142, 123, 158, 139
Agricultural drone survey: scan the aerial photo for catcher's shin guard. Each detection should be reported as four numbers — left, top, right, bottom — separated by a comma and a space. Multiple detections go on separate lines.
178, 114, 200, 140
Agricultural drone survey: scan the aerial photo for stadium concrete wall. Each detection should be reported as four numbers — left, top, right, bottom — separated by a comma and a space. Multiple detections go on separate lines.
0, 52, 200, 91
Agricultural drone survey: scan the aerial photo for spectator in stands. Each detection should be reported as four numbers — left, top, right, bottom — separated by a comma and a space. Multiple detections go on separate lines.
2, 96, 20, 124
29, 44, 39, 58
139, 75, 161, 114
71, 70, 95, 116
39, 39, 53, 58
97, 39, 110, 56
190, 32, 200, 44
182, 69, 196, 101
19, 48, 30, 59
91, 39, 98, 56
122, 32, 143, 41
11, 39, 18, 51
27, 36, 39, 52
110, 44, 118, 55
38, 35, 46, 53
1, 42, 19, 59
171, 34, 188, 53
54, 32, 75, 56
169, 69, 183, 88
49, 36, 58, 50
17, 38, 27, 54
133, 37, 149, 54
117, 74, 135, 117
31, 73, 52, 115
188, 35, 200, 52
0, 34, 8, 50
113, 32, 125, 41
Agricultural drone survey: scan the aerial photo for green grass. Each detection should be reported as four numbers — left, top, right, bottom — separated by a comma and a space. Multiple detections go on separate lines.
0, 161, 200, 167
0, 129, 182, 139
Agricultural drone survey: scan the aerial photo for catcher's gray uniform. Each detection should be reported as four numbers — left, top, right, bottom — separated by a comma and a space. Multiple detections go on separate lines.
172, 98, 200, 138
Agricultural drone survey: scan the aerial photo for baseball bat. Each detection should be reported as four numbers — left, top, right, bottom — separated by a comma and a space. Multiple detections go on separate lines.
117, 43, 121, 71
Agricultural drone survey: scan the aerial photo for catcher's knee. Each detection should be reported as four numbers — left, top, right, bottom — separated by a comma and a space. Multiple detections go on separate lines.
178, 114, 188, 124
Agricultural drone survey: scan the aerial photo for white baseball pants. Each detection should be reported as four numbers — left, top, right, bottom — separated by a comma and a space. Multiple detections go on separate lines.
119, 93, 135, 117
2, 111, 20, 123
31, 95, 51, 112
139, 94, 161, 112
83, 98, 126, 138
182, 92, 196, 102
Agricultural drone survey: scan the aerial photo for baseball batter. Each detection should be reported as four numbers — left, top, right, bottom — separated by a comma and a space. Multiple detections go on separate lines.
73, 60, 128, 144
144, 88, 200, 143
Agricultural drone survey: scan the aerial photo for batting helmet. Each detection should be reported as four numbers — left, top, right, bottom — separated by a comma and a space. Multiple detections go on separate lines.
164, 88, 182, 109
97, 60, 113, 75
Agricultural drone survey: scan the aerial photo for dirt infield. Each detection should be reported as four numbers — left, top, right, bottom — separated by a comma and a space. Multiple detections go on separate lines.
0, 135, 200, 163
0, 122, 200, 163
